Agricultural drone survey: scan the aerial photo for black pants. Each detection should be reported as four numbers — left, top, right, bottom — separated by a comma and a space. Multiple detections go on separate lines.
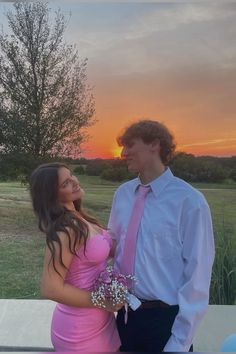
117, 306, 193, 352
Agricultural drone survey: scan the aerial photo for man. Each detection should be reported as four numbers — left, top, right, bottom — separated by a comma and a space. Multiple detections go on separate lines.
108, 119, 215, 352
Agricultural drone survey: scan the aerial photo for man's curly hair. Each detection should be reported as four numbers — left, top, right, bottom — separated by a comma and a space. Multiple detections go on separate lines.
117, 119, 176, 165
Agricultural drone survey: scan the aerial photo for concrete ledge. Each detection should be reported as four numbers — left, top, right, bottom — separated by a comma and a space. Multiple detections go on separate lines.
0, 347, 53, 352
0, 300, 236, 352
0, 300, 54, 350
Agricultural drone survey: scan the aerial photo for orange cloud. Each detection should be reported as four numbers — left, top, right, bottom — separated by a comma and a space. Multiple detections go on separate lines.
81, 65, 236, 159
178, 138, 236, 156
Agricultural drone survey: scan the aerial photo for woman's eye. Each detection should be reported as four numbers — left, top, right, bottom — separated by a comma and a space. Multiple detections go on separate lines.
63, 180, 69, 187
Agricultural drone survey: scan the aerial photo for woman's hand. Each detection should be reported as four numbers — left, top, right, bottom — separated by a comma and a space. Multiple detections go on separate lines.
103, 298, 125, 313
91, 293, 125, 313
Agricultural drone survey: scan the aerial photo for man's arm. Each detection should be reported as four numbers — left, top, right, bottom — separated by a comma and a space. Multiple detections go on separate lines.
164, 203, 215, 352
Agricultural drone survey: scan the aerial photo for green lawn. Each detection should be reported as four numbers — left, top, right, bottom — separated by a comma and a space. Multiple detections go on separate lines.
0, 176, 235, 302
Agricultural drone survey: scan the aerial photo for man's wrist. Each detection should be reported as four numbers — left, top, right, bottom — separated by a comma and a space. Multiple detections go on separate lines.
163, 334, 192, 352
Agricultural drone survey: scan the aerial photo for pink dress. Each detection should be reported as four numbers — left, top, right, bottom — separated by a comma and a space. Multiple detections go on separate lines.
51, 230, 121, 352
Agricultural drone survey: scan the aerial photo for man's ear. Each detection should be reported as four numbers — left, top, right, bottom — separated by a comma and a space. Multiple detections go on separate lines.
150, 139, 160, 152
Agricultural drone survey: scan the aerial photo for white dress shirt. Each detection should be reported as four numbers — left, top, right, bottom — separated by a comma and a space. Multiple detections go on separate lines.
108, 167, 215, 352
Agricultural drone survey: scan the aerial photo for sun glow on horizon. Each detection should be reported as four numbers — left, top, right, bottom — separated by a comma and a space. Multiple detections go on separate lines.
112, 145, 122, 158
82, 138, 236, 160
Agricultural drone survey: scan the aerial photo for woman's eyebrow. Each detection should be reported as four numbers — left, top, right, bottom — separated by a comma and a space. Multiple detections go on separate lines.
59, 178, 70, 187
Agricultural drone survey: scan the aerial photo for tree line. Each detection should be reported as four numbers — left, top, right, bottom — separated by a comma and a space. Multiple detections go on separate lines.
75, 153, 236, 183
0, 151, 235, 184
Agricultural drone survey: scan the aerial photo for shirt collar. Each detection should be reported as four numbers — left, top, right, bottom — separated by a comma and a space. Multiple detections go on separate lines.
132, 167, 174, 197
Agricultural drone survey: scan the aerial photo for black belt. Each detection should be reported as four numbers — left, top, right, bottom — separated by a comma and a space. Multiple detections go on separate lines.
138, 299, 171, 309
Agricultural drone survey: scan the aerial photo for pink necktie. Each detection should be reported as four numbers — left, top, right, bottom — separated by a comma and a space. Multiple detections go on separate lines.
121, 185, 151, 278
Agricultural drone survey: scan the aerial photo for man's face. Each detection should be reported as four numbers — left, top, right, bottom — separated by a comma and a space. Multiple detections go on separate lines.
121, 138, 157, 173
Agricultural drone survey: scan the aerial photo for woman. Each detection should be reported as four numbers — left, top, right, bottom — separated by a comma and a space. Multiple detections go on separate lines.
30, 162, 122, 352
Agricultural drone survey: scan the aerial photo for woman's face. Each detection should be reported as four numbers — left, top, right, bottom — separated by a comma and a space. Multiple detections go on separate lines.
57, 167, 84, 207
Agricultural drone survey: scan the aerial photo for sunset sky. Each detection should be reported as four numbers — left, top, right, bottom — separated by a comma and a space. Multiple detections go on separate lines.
0, 1, 236, 158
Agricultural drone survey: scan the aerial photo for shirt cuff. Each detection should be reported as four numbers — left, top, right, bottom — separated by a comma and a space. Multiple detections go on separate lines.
163, 334, 192, 352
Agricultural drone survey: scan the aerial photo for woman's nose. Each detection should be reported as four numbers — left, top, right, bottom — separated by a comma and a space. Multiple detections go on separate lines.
72, 176, 79, 185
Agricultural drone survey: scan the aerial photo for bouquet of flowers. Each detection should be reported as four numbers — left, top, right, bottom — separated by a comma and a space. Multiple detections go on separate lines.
91, 265, 135, 309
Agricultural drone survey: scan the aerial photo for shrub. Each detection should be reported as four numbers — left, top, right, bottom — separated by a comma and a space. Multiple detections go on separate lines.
101, 167, 135, 182
210, 222, 236, 304
86, 159, 109, 176
73, 165, 86, 175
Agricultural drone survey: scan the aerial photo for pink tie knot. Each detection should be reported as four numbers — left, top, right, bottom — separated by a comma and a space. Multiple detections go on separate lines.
138, 184, 151, 198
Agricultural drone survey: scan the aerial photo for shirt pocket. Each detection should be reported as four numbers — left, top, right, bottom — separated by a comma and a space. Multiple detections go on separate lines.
151, 225, 180, 260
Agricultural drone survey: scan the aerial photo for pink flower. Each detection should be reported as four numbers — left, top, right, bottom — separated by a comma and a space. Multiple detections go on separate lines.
99, 270, 112, 283
92, 266, 136, 307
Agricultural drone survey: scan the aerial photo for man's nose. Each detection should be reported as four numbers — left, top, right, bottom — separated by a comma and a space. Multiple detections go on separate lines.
121, 147, 127, 158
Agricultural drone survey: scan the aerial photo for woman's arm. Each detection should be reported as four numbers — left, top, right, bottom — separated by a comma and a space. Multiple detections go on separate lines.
41, 230, 122, 311
41, 230, 93, 307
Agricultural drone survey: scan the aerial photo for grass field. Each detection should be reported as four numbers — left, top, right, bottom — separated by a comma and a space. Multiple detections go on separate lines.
0, 176, 235, 302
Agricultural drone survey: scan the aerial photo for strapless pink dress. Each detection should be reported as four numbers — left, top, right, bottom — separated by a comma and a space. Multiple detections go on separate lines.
51, 230, 121, 352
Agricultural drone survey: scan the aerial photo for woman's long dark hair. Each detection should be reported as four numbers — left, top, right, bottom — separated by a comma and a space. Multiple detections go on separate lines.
30, 162, 103, 276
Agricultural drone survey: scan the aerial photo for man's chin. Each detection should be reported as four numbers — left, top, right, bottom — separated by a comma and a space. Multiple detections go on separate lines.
127, 165, 138, 173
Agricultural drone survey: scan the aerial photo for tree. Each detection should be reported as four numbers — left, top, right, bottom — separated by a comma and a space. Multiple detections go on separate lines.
86, 159, 109, 176
101, 167, 131, 182
0, 1, 95, 158
170, 152, 197, 181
